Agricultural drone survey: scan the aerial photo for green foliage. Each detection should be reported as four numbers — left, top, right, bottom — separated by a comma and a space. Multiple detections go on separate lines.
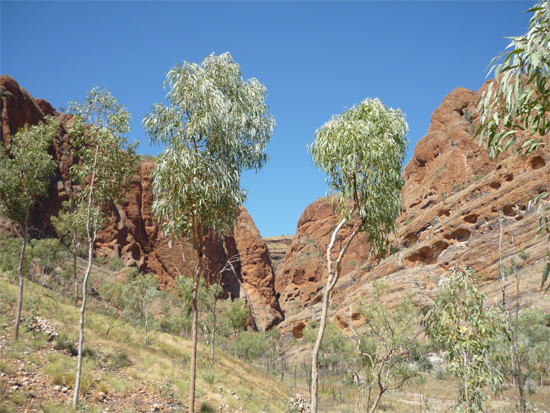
200, 401, 215, 413
452, 183, 462, 193
0, 116, 58, 229
0, 235, 32, 279
106, 257, 124, 272
356, 283, 418, 412
468, 174, 484, 184
226, 298, 250, 333
201, 370, 216, 385
309, 98, 408, 257
143, 52, 275, 240
423, 267, 503, 412
304, 321, 349, 369
68, 87, 138, 234
109, 349, 131, 369
475, 2, 550, 292
490, 308, 550, 388
477, 1, 550, 158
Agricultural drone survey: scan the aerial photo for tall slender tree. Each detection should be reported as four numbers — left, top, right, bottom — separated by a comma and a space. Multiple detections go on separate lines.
68, 87, 138, 409
0, 116, 58, 340
308, 98, 408, 412
143, 52, 275, 413
51, 200, 87, 306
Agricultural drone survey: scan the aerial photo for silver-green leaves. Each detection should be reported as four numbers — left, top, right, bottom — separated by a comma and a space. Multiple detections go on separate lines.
309, 98, 408, 257
477, 1, 550, 159
143, 52, 275, 240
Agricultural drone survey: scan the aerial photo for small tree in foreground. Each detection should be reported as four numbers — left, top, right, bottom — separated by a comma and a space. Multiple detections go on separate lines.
68, 87, 138, 408
124, 271, 160, 347
51, 200, 87, 306
308, 98, 408, 412
423, 268, 503, 413
143, 52, 274, 413
0, 116, 58, 340
357, 283, 418, 413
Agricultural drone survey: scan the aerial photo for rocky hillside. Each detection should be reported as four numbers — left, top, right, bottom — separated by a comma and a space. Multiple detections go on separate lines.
276, 82, 550, 337
263, 235, 293, 272
0, 75, 282, 331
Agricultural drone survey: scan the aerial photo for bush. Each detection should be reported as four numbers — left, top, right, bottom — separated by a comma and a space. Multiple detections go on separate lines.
110, 349, 130, 368
200, 401, 215, 413
55, 334, 77, 356
106, 257, 124, 272
202, 370, 215, 385
525, 378, 537, 395
434, 367, 447, 381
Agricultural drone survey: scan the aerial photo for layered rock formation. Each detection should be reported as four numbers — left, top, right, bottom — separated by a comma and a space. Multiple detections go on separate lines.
275, 198, 371, 317
276, 82, 550, 337
0, 75, 283, 331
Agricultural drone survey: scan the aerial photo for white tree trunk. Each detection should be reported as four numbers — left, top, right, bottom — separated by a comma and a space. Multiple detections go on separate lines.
311, 219, 357, 413
73, 240, 94, 409
14, 227, 27, 341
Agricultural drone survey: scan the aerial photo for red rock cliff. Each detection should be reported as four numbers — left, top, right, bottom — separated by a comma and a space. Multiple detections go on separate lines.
0, 75, 283, 331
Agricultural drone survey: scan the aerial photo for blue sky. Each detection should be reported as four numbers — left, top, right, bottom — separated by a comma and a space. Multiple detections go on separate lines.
1, 1, 532, 238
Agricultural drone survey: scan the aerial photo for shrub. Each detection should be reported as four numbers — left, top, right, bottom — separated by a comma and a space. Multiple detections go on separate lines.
434, 367, 447, 381
201, 370, 215, 385
200, 401, 215, 413
106, 257, 124, 272
110, 349, 130, 368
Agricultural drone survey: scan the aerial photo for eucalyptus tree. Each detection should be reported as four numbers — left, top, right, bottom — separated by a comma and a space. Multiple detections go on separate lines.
423, 268, 503, 413
68, 87, 138, 408
476, 1, 550, 292
51, 200, 87, 306
0, 116, 58, 340
308, 98, 408, 412
143, 52, 275, 413
124, 271, 159, 347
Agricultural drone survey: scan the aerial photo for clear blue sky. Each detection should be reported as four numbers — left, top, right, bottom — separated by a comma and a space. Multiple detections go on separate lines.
1, 1, 532, 238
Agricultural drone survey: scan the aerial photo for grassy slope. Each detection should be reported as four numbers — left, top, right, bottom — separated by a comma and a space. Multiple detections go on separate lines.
0, 272, 290, 413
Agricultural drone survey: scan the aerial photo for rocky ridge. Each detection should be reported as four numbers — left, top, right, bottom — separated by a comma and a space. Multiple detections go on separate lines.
0, 75, 282, 331
275, 83, 550, 337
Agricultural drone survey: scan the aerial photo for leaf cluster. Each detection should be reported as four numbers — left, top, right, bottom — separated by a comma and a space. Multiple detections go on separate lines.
477, 1, 550, 158
0, 116, 58, 229
143, 52, 275, 240
423, 267, 503, 411
309, 98, 408, 257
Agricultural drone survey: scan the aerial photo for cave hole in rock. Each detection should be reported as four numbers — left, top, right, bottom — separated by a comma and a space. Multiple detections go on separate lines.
519, 204, 527, 211
530, 155, 546, 170
502, 205, 516, 217
515, 215, 524, 221
496, 164, 503, 171
438, 209, 451, 218
404, 233, 419, 248
405, 241, 449, 265
416, 158, 427, 167
444, 228, 471, 242
490, 181, 501, 189
463, 213, 479, 224
292, 322, 306, 339
504, 173, 514, 182
421, 200, 435, 210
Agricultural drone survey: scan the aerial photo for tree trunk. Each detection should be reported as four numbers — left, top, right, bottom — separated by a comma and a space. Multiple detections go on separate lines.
189, 228, 203, 413
14, 227, 27, 341
311, 218, 357, 413
73, 239, 94, 409
144, 298, 148, 347
209, 298, 217, 368
73, 246, 78, 306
